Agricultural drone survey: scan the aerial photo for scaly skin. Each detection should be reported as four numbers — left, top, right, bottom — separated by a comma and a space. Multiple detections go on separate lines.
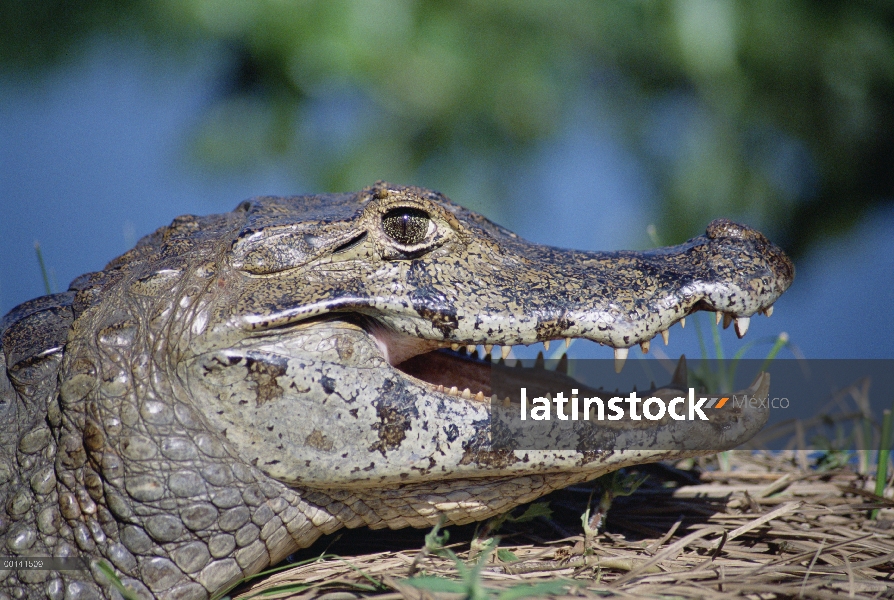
0, 183, 793, 599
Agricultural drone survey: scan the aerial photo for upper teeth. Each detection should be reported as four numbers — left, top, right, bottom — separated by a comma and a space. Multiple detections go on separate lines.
440, 307, 775, 380
613, 347, 628, 373
734, 316, 750, 337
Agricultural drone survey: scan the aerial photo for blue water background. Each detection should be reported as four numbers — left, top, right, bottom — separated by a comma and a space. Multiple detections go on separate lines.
1, 40, 891, 361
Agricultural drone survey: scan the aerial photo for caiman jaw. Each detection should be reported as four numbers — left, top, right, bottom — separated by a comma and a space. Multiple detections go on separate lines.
369, 305, 777, 403
229, 185, 794, 389
197, 183, 793, 487
364, 289, 780, 405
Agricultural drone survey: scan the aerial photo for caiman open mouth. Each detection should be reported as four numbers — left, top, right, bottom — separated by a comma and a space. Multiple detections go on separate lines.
364, 304, 776, 403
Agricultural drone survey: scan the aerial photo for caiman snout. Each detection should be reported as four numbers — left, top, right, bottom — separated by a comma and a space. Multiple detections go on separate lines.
706, 217, 764, 240
705, 217, 796, 289
415, 211, 797, 362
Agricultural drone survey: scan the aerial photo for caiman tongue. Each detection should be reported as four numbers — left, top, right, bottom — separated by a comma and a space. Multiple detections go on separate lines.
397, 350, 497, 397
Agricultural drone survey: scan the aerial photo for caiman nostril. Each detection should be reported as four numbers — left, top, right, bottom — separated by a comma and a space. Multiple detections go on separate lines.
706, 217, 767, 243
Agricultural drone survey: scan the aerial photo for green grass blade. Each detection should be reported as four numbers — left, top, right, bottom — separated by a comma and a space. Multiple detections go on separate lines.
872, 406, 893, 519
758, 332, 790, 373
497, 579, 582, 600
95, 561, 141, 600
34, 240, 53, 294
404, 576, 468, 593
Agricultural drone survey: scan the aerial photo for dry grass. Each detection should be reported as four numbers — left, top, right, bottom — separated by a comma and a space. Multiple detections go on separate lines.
232, 452, 894, 600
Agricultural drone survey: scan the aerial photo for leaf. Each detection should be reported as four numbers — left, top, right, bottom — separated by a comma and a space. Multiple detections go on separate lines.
497, 579, 581, 600
424, 516, 450, 553
497, 549, 519, 562
404, 576, 468, 593
507, 502, 552, 523
250, 583, 311, 597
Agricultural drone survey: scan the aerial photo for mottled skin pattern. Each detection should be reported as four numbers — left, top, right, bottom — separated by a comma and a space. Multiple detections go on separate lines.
0, 183, 793, 599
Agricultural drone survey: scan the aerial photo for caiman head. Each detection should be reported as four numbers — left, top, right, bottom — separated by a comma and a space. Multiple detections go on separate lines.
184, 181, 792, 484
0, 182, 793, 598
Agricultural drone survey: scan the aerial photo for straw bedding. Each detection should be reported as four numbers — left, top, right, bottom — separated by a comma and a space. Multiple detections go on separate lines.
232, 452, 894, 599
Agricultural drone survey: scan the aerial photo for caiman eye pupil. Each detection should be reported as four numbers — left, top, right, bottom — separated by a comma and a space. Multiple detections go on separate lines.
382, 208, 430, 245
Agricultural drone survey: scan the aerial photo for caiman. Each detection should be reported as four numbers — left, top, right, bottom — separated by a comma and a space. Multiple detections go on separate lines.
0, 182, 794, 599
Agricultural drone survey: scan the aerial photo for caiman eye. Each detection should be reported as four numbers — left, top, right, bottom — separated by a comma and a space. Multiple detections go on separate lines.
382, 207, 433, 246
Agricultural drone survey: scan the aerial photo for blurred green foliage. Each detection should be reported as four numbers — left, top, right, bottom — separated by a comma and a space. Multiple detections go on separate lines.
2, 0, 892, 254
